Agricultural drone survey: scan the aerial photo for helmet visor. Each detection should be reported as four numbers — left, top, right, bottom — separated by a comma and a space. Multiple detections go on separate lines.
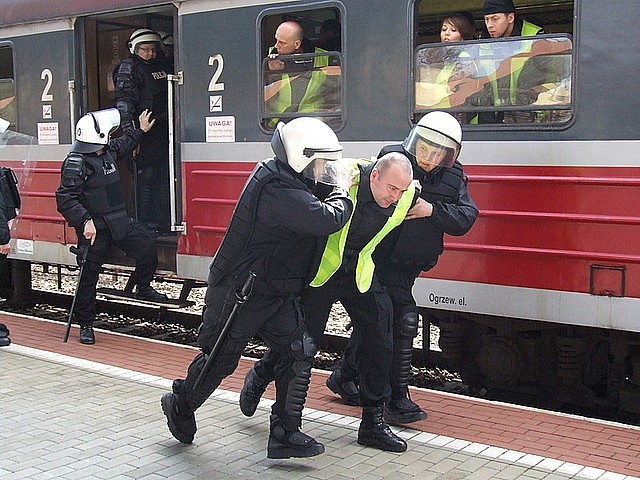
302, 156, 351, 186
403, 124, 461, 171
93, 108, 121, 137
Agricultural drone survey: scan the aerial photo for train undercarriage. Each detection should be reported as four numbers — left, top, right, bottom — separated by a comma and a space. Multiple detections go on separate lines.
426, 309, 640, 416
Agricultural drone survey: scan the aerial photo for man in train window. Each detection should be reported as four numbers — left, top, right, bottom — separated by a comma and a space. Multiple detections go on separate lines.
263, 20, 338, 128
477, 0, 548, 124
315, 18, 341, 52
55, 109, 169, 345
483, 0, 544, 39
160, 118, 353, 459
113, 29, 172, 234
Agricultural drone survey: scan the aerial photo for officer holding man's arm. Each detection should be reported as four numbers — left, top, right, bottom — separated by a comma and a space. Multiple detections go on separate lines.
328, 112, 478, 424
161, 118, 353, 459
239, 152, 418, 453
55, 108, 169, 345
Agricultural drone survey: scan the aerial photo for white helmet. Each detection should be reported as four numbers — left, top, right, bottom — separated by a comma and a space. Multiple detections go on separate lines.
71, 108, 120, 153
271, 118, 344, 185
157, 31, 174, 47
402, 111, 462, 171
128, 28, 161, 55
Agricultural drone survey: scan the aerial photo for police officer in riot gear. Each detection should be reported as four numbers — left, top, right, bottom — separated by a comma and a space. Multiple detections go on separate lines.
157, 31, 174, 62
0, 117, 19, 264
160, 117, 353, 459
55, 108, 169, 345
0, 161, 19, 292
113, 29, 172, 234
327, 111, 479, 424
240, 152, 417, 453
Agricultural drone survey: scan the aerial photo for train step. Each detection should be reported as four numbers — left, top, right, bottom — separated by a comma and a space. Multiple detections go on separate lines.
96, 288, 194, 308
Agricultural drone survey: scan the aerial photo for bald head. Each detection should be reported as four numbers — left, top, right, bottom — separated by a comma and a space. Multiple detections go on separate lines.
274, 21, 304, 55
370, 152, 413, 208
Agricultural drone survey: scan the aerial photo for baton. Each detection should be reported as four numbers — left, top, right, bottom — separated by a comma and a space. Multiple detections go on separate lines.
63, 245, 89, 342
193, 271, 256, 390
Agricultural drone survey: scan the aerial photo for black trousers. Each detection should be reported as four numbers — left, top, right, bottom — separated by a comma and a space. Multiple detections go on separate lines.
342, 266, 419, 382
73, 220, 157, 326
135, 124, 170, 232
378, 266, 420, 316
255, 272, 394, 408
175, 279, 313, 431
0, 254, 8, 288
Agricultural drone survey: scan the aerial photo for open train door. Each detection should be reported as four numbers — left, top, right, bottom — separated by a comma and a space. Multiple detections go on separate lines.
74, 4, 180, 273
166, 23, 184, 238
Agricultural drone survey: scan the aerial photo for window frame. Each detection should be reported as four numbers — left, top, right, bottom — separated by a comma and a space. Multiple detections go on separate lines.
410, 0, 577, 131
412, 34, 573, 127
0, 42, 17, 131
256, 1, 346, 133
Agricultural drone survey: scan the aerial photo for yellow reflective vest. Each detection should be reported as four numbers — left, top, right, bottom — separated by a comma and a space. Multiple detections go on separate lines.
310, 161, 415, 293
267, 47, 329, 127
488, 20, 544, 106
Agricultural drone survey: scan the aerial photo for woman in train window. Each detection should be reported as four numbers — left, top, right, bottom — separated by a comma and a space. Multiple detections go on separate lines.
440, 11, 476, 43
436, 12, 479, 124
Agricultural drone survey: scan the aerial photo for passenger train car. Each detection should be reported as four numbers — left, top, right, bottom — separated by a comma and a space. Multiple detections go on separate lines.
1, 0, 639, 413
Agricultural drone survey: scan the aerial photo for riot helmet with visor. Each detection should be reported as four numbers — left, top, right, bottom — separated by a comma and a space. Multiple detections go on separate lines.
271, 118, 346, 186
71, 108, 121, 154
402, 111, 462, 173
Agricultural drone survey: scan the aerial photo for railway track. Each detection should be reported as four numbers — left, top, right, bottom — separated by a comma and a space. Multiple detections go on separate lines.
4, 286, 449, 369
4, 264, 639, 425
2, 261, 457, 392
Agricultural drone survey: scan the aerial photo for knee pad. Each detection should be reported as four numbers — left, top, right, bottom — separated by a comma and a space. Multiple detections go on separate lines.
289, 324, 316, 362
84, 259, 104, 275
394, 311, 419, 338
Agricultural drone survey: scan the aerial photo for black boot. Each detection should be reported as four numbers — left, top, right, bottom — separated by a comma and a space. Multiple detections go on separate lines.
161, 392, 197, 444
326, 367, 361, 406
239, 368, 269, 417
79, 325, 95, 345
384, 395, 428, 425
0, 323, 11, 347
267, 414, 324, 459
135, 285, 169, 302
357, 406, 407, 452
385, 312, 428, 424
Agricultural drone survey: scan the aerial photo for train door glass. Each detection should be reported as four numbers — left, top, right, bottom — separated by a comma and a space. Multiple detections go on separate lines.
0, 44, 16, 130
413, 0, 575, 126
258, 6, 344, 131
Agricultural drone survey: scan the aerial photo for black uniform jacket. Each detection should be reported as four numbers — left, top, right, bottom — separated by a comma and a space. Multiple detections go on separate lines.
113, 55, 170, 129
374, 144, 478, 273
55, 129, 143, 231
0, 183, 15, 245
221, 160, 353, 297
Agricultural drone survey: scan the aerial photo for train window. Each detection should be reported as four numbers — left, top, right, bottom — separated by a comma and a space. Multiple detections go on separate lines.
259, 7, 343, 130
413, 0, 575, 127
414, 35, 572, 125
0, 45, 16, 130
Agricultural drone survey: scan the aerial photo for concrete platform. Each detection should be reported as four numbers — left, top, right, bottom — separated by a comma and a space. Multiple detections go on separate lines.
1, 311, 639, 479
